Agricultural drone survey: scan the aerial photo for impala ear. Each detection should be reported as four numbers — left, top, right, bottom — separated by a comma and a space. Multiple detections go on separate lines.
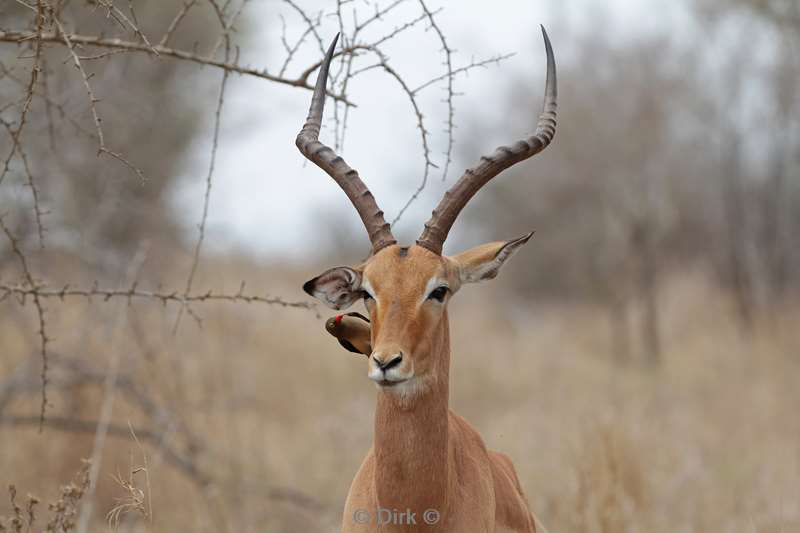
303, 266, 363, 309
451, 232, 533, 284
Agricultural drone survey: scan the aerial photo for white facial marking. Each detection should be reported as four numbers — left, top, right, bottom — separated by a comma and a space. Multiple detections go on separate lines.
361, 276, 377, 300
420, 276, 448, 304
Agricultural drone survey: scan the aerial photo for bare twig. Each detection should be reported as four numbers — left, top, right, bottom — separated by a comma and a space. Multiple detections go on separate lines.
95, 0, 160, 56
373, 51, 436, 226
207, 0, 250, 60
349, 0, 408, 38
0, 118, 46, 248
0, 1, 43, 186
0, 30, 355, 105
11, 0, 36, 12
0, 62, 98, 140
411, 53, 515, 94
282, 0, 325, 55
76, 330, 123, 533
5, 415, 212, 487
277, 16, 317, 78
174, 38, 232, 333
3, 412, 327, 512
0, 0, 489, 443
0, 282, 316, 311
0, 354, 198, 452
159, 0, 198, 47
51, 16, 148, 182
418, 0, 454, 180
0, 217, 49, 430
0, 0, 47, 245
0, 352, 206, 485
76, 244, 149, 533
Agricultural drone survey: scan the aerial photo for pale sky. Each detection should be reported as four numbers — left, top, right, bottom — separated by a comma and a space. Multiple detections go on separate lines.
173, 0, 689, 260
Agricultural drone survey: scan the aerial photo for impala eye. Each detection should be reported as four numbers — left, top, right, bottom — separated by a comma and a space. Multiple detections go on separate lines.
427, 286, 448, 302
362, 291, 374, 302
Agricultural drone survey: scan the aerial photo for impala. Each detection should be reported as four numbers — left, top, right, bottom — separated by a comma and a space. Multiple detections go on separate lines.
298, 27, 556, 533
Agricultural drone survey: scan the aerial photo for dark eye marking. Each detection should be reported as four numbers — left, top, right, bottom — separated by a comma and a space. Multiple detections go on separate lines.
427, 286, 448, 302
362, 291, 374, 301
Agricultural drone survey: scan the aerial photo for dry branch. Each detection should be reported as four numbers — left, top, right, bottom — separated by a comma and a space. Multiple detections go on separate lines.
51, 16, 148, 182
159, 0, 199, 47
0, 117, 46, 246
0, 352, 324, 512
418, 0, 454, 180
5, 415, 212, 487
0, 30, 354, 104
0, 282, 316, 311
0, 218, 49, 431
1, 413, 323, 511
0, 0, 506, 436
173, 1, 236, 333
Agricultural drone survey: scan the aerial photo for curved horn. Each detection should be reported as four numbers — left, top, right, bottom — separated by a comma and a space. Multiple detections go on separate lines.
296, 34, 396, 253
417, 26, 557, 255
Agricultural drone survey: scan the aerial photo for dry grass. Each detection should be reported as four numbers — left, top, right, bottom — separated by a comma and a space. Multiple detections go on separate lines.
106, 425, 151, 531
0, 460, 90, 533
1, 258, 798, 532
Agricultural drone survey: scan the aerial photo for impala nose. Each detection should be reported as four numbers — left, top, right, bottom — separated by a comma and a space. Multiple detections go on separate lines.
372, 353, 403, 371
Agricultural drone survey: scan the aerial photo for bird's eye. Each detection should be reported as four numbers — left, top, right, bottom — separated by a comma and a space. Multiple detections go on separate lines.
427, 286, 448, 302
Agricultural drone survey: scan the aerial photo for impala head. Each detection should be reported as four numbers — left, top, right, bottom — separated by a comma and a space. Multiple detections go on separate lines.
298, 29, 557, 398
305, 236, 532, 392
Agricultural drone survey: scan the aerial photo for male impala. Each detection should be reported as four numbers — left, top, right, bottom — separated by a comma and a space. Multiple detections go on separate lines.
298, 27, 556, 533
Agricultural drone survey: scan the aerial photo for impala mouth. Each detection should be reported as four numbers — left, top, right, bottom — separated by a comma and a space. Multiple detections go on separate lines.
377, 378, 407, 387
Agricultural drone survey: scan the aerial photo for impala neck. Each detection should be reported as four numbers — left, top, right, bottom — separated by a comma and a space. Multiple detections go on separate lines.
373, 313, 451, 516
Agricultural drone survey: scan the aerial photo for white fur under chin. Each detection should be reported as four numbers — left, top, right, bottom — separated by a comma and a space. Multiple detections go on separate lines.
375, 376, 430, 406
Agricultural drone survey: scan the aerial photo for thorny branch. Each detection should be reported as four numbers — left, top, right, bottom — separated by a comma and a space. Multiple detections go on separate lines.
418, 0, 454, 181
324, 0, 511, 225
51, 15, 148, 182
0, 282, 316, 311
0, 30, 354, 104
0, 217, 49, 431
0, 62, 98, 140
0, 117, 46, 247
0, 0, 508, 430
0, 0, 46, 246
2, 415, 325, 511
0, 354, 324, 510
159, 0, 199, 48
174, 1, 234, 333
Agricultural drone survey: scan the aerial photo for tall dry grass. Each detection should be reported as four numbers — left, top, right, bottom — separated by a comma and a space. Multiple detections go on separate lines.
1, 257, 798, 532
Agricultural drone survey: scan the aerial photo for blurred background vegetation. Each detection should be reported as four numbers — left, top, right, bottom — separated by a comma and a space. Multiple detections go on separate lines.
1, 0, 798, 532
